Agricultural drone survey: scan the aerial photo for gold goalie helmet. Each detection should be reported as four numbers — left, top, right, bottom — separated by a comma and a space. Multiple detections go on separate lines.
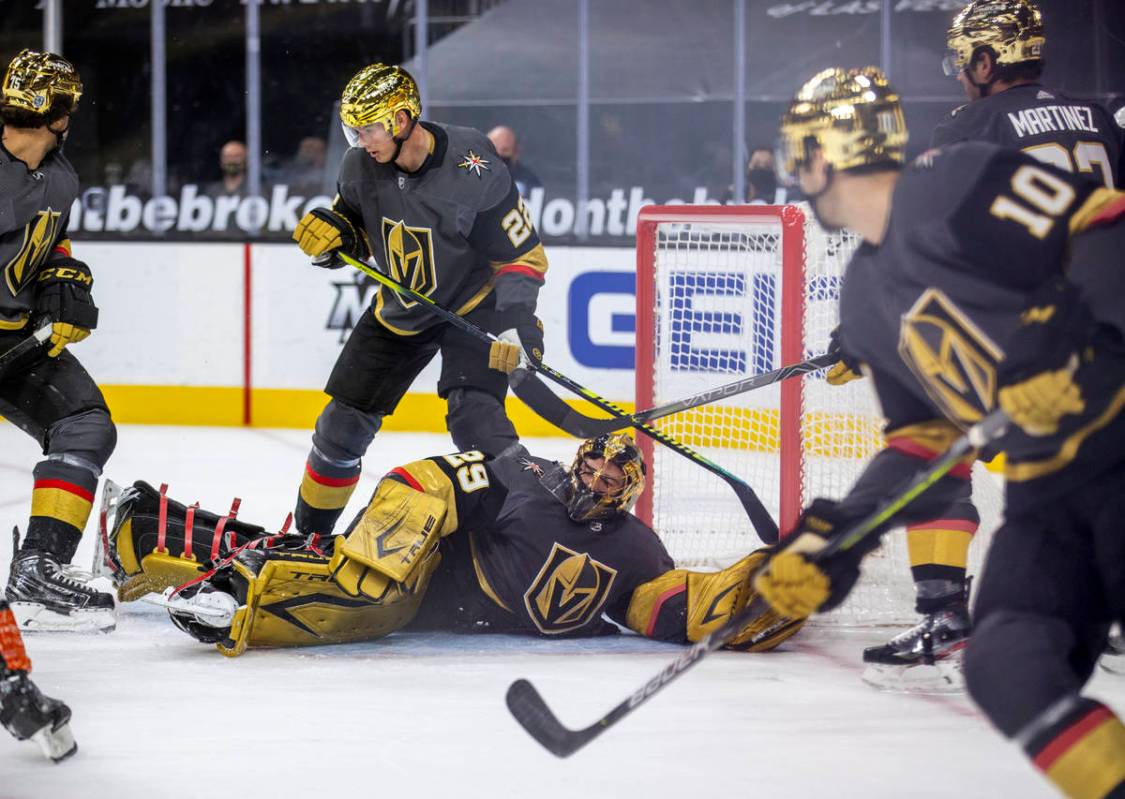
339, 63, 421, 146
943, 0, 1045, 77
775, 66, 908, 186
2, 49, 82, 117
566, 434, 646, 523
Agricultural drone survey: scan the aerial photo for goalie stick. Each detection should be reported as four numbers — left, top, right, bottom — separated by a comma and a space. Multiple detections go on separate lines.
336, 251, 778, 544
506, 408, 1009, 758
0, 324, 51, 376
508, 352, 838, 438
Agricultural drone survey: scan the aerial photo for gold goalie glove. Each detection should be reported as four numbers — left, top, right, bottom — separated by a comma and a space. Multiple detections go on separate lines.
625, 548, 806, 652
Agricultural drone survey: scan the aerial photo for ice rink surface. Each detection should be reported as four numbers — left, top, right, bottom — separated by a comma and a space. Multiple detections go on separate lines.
2, 423, 1123, 798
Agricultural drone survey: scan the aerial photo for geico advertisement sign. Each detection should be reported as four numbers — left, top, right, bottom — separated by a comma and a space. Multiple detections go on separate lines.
65, 183, 737, 240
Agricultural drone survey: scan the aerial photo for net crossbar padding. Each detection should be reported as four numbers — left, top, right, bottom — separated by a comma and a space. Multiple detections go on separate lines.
634, 204, 1001, 627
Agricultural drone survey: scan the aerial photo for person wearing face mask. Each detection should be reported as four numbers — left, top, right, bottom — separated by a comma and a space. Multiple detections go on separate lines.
746, 147, 788, 204
486, 125, 541, 198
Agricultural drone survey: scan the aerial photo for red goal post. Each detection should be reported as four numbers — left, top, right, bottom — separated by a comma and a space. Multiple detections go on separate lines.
633, 203, 1001, 626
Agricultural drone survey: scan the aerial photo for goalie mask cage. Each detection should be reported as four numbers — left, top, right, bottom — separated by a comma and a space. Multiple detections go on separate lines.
634, 204, 1001, 626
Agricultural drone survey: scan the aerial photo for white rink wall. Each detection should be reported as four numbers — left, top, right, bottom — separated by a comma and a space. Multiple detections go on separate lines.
70, 242, 640, 431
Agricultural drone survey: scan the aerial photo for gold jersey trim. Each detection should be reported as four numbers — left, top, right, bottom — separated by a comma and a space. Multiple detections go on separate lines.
1068, 188, 1125, 236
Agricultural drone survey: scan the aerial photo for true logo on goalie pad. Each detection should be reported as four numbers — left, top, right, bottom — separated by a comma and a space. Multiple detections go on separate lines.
898, 288, 1003, 427
523, 543, 617, 635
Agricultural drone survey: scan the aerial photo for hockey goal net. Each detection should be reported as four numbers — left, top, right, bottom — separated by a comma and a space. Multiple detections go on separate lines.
634, 204, 1001, 627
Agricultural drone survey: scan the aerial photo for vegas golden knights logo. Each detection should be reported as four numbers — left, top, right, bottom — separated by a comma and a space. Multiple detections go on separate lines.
381, 218, 437, 309
523, 543, 617, 635
4, 210, 62, 296
899, 288, 1003, 427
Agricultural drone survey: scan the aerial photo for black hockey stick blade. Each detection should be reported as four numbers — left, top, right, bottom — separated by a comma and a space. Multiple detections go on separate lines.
506, 679, 600, 758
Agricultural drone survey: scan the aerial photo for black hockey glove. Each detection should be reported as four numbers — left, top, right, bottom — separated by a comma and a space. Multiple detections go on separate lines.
489, 305, 544, 374
292, 207, 371, 269
752, 498, 871, 618
826, 326, 862, 386
998, 279, 1091, 436
34, 256, 98, 357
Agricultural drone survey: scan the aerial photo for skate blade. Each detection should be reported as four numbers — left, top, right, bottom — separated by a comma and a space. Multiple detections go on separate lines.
11, 603, 116, 634
31, 722, 78, 763
862, 657, 965, 694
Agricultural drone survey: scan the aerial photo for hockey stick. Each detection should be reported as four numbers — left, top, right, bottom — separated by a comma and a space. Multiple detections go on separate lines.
0, 324, 51, 377
336, 251, 779, 544
506, 408, 1009, 758
509, 352, 838, 438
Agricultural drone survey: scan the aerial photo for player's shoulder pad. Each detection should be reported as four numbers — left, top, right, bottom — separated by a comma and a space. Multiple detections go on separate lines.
439, 123, 513, 211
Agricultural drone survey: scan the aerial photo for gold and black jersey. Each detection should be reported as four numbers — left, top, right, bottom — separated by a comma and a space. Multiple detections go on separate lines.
931, 84, 1123, 189
837, 141, 1125, 508
0, 136, 78, 325
334, 121, 548, 336
386, 451, 674, 637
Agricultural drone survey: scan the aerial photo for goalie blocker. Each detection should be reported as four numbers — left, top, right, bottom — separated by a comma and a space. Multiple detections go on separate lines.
96, 438, 805, 656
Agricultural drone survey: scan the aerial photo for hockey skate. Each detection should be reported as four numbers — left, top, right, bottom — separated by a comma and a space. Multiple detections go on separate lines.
0, 671, 77, 762
861, 604, 971, 694
7, 529, 116, 633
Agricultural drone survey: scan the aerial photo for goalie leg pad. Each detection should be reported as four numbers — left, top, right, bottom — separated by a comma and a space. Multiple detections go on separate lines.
331, 478, 447, 587
217, 546, 441, 657
101, 481, 267, 601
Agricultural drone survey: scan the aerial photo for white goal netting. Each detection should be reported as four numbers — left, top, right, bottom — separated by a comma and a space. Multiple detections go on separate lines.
634, 204, 1002, 626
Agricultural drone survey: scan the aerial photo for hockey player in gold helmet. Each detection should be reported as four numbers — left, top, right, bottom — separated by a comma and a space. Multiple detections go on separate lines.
761, 64, 1125, 798
338, 63, 422, 165
290, 64, 550, 539
942, 0, 1045, 100
775, 66, 907, 234
932, 0, 1121, 189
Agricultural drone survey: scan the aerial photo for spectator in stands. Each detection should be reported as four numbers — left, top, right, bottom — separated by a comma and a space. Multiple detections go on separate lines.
746, 146, 787, 204
486, 125, 541, 197
276, 135, 329, 196
205, 140, 248, 197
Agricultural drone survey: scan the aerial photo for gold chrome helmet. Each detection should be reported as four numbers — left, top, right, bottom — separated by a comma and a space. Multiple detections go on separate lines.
339, 63, 421, 146
943, 0, 1045, 78
2, 49, 82, 118
776, 66, 907, 186
566, 434, 646, 523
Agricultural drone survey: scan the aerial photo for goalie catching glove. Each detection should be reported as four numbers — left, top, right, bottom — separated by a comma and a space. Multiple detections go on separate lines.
292, 207, 371, 269
997, 279, 1091, 436
488, 305, 544, 374
752, 499, 871, 619
34, 255, 98, 357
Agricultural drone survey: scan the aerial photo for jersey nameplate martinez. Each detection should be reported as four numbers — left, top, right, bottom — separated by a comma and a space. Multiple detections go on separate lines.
523, 542, 617, 635
381, 217, 438, 309
4, 209, 62, 296
1007, 102, 1101, 140
898, 288, 1003, 427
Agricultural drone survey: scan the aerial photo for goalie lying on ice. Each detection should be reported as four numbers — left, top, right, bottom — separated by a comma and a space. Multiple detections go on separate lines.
94, 435, 804, 657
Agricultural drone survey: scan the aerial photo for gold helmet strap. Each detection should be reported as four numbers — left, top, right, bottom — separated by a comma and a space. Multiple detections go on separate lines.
389, 112, 418, 163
